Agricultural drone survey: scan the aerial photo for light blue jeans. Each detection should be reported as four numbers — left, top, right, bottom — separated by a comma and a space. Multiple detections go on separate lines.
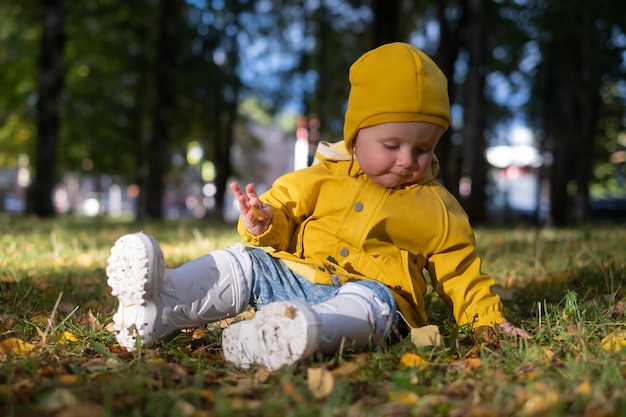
244, 247, 399, 324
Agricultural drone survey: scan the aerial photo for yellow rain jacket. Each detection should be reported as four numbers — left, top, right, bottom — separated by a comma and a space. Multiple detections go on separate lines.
237, 141, 506, 331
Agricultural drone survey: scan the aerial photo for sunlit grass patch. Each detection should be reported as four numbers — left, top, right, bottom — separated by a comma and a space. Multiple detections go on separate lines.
1, 214, 626, 416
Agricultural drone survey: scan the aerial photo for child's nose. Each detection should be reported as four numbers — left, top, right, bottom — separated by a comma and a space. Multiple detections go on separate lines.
397, 152, 416, 167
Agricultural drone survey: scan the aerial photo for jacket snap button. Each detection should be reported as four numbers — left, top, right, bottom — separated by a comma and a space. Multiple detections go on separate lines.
354, 202, 364, 212
339, 248, 349, 257
318, 266, 326, 272
395, 286, 402, 290
328, 264, 336, 271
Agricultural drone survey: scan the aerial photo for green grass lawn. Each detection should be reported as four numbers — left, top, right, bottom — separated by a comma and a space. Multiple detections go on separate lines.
1, 214, 625, 417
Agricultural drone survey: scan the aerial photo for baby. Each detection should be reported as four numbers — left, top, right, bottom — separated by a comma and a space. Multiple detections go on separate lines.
106, 42, 527, 371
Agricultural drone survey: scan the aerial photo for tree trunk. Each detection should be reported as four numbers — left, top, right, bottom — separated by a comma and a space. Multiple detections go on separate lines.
145, 0, 183, 218
434, 1, 464, 198
462, 0, 488, 224
31, 0, 65, 217
547, 1, 597, 226
573, 3, 600, 224
372, 0, 401, 45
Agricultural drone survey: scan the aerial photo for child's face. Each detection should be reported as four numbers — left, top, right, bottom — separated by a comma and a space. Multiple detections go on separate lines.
353, 122, 442, 188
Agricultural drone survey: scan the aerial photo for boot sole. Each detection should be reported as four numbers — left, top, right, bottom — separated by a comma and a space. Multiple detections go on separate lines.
221, 301, 322, 371
106, 232, 162, 350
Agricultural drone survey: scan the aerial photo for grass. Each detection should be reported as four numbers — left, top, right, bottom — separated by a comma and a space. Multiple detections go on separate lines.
1, 213, 625, 417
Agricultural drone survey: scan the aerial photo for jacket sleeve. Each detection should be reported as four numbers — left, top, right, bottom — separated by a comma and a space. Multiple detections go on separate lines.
426, 190, 506, 329
237, 168, 317, 250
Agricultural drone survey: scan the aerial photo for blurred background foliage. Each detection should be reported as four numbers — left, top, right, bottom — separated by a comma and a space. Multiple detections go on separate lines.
0, 0, 624, 225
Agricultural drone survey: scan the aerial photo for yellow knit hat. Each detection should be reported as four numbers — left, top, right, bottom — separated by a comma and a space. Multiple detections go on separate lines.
344, 43, 451, 152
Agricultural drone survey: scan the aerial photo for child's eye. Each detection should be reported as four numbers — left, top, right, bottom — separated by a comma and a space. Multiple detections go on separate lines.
382, 143, 399, 150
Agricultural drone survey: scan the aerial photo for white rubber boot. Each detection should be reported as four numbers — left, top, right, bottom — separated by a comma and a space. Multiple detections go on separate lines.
313, 283, 392, 354
221, 301, 323, 371
221, 283, 391, 371
106, 232, 252, 350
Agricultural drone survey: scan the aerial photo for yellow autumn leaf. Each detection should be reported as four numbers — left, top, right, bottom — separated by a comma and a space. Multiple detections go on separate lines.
0, 337, 35, 360
59, 331, 78, 345
411, 325, 441, 347
573, 380, 592, 396
389, 390, 419, 406
58, 374, 78, 385
307, 367, 334, 399
601, 330, 626, 352
516, 382, 561, 416
399, 352, 429, 370
78, 253, 94, 267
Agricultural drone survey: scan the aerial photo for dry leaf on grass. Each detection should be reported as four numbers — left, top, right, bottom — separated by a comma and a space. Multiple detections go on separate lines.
399, 352, 429, 370
601, 330, 626, 352
411, 325, 441, 347
388, 390, 420, 406
515, 382, 561, 416
0, 337, 35, 360
307, 367, 334, 399
59, 331, 78, 345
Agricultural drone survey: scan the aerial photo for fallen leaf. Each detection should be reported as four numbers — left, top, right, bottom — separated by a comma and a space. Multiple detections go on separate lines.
601, 330, 626, 352
411, 325, 441, 347
87, 309, 102, 331
331, 353, 365, 377
59, 331, 78, 344
573, 380, 592, 396
399, 352, 429, 370
448, 405, 503, 417
455, 357, 483, 373
281, 377, 302, 402
388, 390, 419, 406
192, 327, 207, 340
307, 367, 334, 399
78, 253, 94, 267
0, 337, 35, 360
515, 382, 561, 416
56, 403, 104, 417
0, 315, 15, 334
173, 400, 196, 417
105, 321, 116, 333
38, 388, 78, 412
253, 367, 272, 383
58, 374, 78, 385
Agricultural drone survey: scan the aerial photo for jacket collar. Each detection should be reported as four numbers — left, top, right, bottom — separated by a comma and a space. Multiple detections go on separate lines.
314, 140, 439, 187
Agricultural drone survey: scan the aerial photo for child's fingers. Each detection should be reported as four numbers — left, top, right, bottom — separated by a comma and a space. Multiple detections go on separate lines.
499, 322, 530, 338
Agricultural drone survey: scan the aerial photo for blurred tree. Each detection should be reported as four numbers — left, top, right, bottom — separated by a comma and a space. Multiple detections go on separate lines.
461, 0, 489, 224
372, 0, 401, 45
62, 0, 158, 215
297, 0, 370, 140
433, 0, 464, 198
180, 0, 256, 220
0, 3, 39, 169
2, 0, 623, 224
30, 0, 65, 217
417, 1, 530, 224
525, 0, 626, 225
144, 0, 185, 219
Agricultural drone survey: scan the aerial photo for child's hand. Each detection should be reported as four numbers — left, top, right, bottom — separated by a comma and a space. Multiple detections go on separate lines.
474, 322, 529, 346
229, 182, 273, 235
499, 321, 530, 338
